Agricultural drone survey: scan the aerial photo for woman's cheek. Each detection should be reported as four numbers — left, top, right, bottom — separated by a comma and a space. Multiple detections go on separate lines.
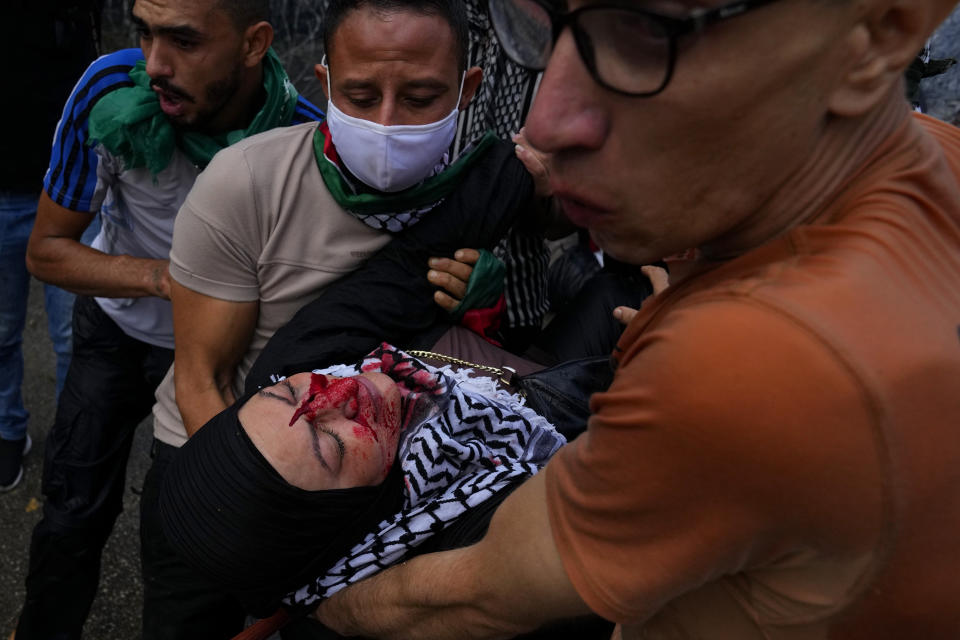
387, 395, 402, 435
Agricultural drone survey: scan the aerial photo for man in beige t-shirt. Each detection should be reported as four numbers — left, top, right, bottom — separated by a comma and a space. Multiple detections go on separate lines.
151, 3, 483, 447
139, 0, 535, 633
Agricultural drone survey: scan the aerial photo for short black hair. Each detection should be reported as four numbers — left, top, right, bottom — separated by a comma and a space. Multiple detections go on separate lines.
322, 0, 469, 71
216, 0, 271, 29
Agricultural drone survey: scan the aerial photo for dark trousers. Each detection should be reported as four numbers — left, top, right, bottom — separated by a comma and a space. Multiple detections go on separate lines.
17, 296, 174, 640
140, 439, 247, 640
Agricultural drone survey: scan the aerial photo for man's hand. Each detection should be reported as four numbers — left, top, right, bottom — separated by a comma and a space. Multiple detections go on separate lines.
642, 265, 670, 295
512, 127, 551, 198
613, 265, 670, 326
513, 128, 576, 239
148, 259, 173, 299
428, 248, 480, 311
26, 191, 174, 299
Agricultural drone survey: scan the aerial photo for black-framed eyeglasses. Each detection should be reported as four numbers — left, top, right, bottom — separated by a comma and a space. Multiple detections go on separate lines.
489, 0, 783, 97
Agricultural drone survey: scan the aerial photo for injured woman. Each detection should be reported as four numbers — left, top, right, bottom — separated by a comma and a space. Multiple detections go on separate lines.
158, 338, 595, 638
156, 129, 647, 636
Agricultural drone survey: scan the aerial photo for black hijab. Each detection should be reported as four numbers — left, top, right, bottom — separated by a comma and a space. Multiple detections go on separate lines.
158, 392, 404, 616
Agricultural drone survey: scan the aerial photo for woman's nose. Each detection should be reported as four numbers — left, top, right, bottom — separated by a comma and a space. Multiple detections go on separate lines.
323, 378, 360, 419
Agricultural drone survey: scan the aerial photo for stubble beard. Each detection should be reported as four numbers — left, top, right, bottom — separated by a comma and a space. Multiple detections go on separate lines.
174, 62, 245, 133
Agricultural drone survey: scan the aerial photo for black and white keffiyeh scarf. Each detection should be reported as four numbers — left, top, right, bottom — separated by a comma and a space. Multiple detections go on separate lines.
284, 343, 565, 608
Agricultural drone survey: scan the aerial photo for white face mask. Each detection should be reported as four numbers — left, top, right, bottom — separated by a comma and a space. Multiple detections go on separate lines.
324, 63, 464, 193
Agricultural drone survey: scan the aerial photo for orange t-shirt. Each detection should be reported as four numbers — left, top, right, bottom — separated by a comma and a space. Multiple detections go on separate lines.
546, 112, 960, 639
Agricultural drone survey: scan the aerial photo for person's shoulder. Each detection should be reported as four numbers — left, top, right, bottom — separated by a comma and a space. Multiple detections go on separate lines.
292, 95, 324, 124
188, 122, 321, 222
88, 48, 144, 69
613, 285, 872, 420
552, 292, 886, 623
60, 48, 143, 120
224, 120, 318, 156
75, 48, 143, 93
619, 290, 835, 370
604, 292, 883, 498
914, 111, 960, 148
204, 121, 318, 178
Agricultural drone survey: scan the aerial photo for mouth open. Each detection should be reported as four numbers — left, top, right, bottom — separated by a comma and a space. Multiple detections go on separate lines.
153, 86, 190, 118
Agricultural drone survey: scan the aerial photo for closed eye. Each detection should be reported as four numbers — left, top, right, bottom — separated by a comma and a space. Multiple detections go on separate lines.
258, 380, 297, 406
347, 96, 378, 109
322, 427, 346, 462
405, 95, 439, 107
311, 424, 345, 472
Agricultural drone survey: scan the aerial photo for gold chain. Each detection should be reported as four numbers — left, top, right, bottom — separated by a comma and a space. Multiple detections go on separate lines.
407, 350, 503, 376
407, 350, 521, 390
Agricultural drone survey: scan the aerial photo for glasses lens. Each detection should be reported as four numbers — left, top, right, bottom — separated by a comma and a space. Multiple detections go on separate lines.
577, 9, 671, 95
489, 0, 554, 70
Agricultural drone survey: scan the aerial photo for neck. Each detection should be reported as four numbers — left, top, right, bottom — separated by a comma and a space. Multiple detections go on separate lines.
702, 91, 910, 260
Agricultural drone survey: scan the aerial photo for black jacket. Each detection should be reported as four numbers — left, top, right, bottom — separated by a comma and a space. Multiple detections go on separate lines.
244, 139, 535, 393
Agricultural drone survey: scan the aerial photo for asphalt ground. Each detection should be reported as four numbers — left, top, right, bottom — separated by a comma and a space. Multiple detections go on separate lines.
1, 278, 149, 640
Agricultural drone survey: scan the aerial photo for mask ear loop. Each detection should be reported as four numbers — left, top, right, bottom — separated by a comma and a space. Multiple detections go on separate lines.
454, 71, 466, 112
321, 55, 334, 107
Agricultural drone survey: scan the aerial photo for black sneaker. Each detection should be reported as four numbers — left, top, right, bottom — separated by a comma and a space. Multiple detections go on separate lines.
0, 433, 32, 492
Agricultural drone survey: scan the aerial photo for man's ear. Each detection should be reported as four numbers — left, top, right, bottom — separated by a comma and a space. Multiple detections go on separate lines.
458, 66, 483, 111
315, 63, 330, 102
827, 0, 950, 117
243, 21, 274, 68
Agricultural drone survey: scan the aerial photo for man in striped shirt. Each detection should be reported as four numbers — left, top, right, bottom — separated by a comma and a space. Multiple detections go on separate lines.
16, 1, 322, 638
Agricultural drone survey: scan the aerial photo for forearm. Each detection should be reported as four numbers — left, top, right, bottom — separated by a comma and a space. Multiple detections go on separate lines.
172, 281, 257, 435
316, 548, 530, 640
26, 237, 170, 298
315, 472, 590, 639
176, 380, 235, 437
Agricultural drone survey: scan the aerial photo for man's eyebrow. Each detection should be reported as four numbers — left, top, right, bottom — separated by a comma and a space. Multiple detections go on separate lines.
337, 79, 450, 92
403, 79, 450, 92
338, 79, 378, 91
156, 24, 205, 40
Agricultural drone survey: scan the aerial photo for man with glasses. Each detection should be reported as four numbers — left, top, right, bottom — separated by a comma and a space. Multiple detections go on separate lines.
314, 0, 960, 637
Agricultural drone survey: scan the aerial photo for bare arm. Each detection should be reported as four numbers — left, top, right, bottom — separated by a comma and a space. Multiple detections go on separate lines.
314, 471, 592, 639
26, 191, 172, 298
171, 280, 259, 437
